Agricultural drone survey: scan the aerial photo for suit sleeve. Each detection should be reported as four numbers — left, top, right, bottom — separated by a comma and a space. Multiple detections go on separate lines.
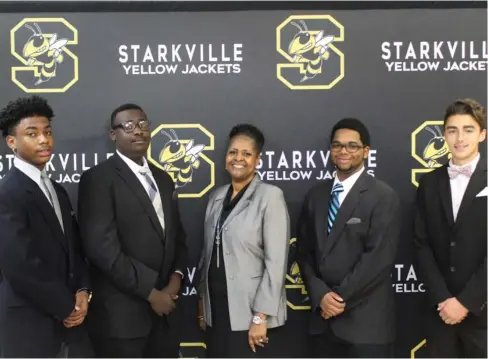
58, 186, 91, 292
0, 191, 74, 320
414, 175, 452, 306
334, 188, 401, 306
296, 190, 331, 312
77, 170, 158, 300
252, 188, 290, 316
457, 256, 487, 315
169, 187, 188, 279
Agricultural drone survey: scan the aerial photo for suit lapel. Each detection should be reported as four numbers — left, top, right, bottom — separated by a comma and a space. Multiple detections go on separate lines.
454, 160, 487, 228
221, 176, 259, 228
12, 168, 68, 252
438, 166, 455, 227
322, 171, 371, 259
114, 155, 165, 242
54, 184, 75, 268
315, 181, 333, 253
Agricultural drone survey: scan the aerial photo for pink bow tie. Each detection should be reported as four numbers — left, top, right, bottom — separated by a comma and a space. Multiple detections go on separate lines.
447, 166, 472, 179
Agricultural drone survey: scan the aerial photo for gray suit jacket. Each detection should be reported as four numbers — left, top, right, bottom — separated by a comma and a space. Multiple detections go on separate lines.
199, 176, 290, 331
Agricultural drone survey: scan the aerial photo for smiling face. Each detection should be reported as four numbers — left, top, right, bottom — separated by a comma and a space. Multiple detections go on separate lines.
444, 114, 486, 166
6, 115, 53, 170
225, 134, 260, 183
330, 128, 369, 179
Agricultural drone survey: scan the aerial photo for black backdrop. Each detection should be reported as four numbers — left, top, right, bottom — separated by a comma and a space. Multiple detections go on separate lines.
0, 2, 486, 357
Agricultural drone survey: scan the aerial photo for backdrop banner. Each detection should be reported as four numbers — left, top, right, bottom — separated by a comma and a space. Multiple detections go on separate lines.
0, 8, 486, 358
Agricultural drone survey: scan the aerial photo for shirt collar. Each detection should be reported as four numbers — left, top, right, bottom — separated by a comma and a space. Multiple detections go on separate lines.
449, 153, 480, 172
332, 165, 365, 193
13, 155, 45, 184
116, 150, 150, 175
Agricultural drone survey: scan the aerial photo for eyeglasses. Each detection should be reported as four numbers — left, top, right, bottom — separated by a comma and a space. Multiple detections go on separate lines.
112, 120, 151, 133
330, 142, 365, 153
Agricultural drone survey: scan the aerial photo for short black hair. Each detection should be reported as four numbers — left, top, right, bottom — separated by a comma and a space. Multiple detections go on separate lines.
228, 124, 265, 152
0, 96, 54, 138
110, 103, 145, 128
330, 118, 371, 147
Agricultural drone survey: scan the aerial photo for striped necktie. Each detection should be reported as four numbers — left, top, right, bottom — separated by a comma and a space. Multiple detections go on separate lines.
327, 183, 344, 234
139, 168, 165, 231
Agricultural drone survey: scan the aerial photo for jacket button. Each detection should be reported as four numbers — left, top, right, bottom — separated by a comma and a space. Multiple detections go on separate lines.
450, 241, 456, 247
225, 251, 230, 255
68, 272, 74, 278
225, 227, 228, 231
229, 276, 234, 280
450, 266, 456, 272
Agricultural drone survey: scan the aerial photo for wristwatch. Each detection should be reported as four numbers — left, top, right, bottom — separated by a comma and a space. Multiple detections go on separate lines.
252, 315, 267, 325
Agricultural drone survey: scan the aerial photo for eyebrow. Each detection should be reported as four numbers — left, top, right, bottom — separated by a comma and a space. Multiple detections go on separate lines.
446, 125, 475, 130
24, 125, 51, 131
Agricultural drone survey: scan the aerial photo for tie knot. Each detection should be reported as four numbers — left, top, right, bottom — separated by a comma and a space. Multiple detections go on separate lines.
139, 167, 151, 176
41, 171, 49, 179
332, 183, 344, 194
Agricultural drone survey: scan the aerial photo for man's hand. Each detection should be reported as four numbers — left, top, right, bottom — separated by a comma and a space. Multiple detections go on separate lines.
438, 297, 468, 325
63, 291, 89, 328
163, 273, 182, 296
148, 289, 178, 316
320, 292, 345, 319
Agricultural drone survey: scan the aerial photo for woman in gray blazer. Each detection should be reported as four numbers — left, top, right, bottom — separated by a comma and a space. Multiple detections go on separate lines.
198, 124, 290, 357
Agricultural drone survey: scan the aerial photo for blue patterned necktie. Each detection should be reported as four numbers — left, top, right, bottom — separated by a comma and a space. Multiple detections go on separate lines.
327, 182, 344, 234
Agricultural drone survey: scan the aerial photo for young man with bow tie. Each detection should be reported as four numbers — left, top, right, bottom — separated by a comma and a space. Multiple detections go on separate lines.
415, 98, 487, 358
296, 118, 401, 358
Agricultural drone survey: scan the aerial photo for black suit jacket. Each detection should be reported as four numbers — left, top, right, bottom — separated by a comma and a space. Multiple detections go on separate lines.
77, 153, 188, 339
0, 167, 90, 357
414, 160, 487, 325
296, 171, 401, 344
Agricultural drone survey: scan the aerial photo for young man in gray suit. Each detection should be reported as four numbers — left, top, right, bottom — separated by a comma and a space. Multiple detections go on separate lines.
296, 118, 401, 358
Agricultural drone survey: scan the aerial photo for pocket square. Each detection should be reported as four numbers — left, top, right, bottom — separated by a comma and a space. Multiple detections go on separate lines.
476, 187, 488, 197
346, 217, 362, 224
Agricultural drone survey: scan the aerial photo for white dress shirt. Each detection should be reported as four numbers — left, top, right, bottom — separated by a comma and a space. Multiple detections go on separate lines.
449, 153, 480, 221
332, 165, 366, 205
14, 156, 52, 203
116, 151, 184, 279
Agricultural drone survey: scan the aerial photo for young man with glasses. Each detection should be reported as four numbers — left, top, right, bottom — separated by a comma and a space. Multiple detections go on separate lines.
77, 103, 188, 358
296, 118, 401, 358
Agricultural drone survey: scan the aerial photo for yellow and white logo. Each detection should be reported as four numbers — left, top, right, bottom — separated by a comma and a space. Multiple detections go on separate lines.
147, 124, 215, 198
411, 121, 452, 187
285, 238, 311, 310
276, 15, 344, 90
11, 18, 78, 93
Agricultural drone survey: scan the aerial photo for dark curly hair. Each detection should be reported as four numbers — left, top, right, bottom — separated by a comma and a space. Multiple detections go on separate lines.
0, 96, 54, 138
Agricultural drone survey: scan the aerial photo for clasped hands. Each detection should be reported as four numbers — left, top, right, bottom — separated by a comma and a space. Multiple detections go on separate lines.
63, 291, 89, 328
148, 273, 181, 316
438, 297, 468, 325
320, 292, 346, 320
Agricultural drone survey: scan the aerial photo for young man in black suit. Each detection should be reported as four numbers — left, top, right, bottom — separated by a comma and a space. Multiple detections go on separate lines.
0, 96, 93, 357
414, 99, 487, 358
77, 103, 188, 358
296, 118, 401, 358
